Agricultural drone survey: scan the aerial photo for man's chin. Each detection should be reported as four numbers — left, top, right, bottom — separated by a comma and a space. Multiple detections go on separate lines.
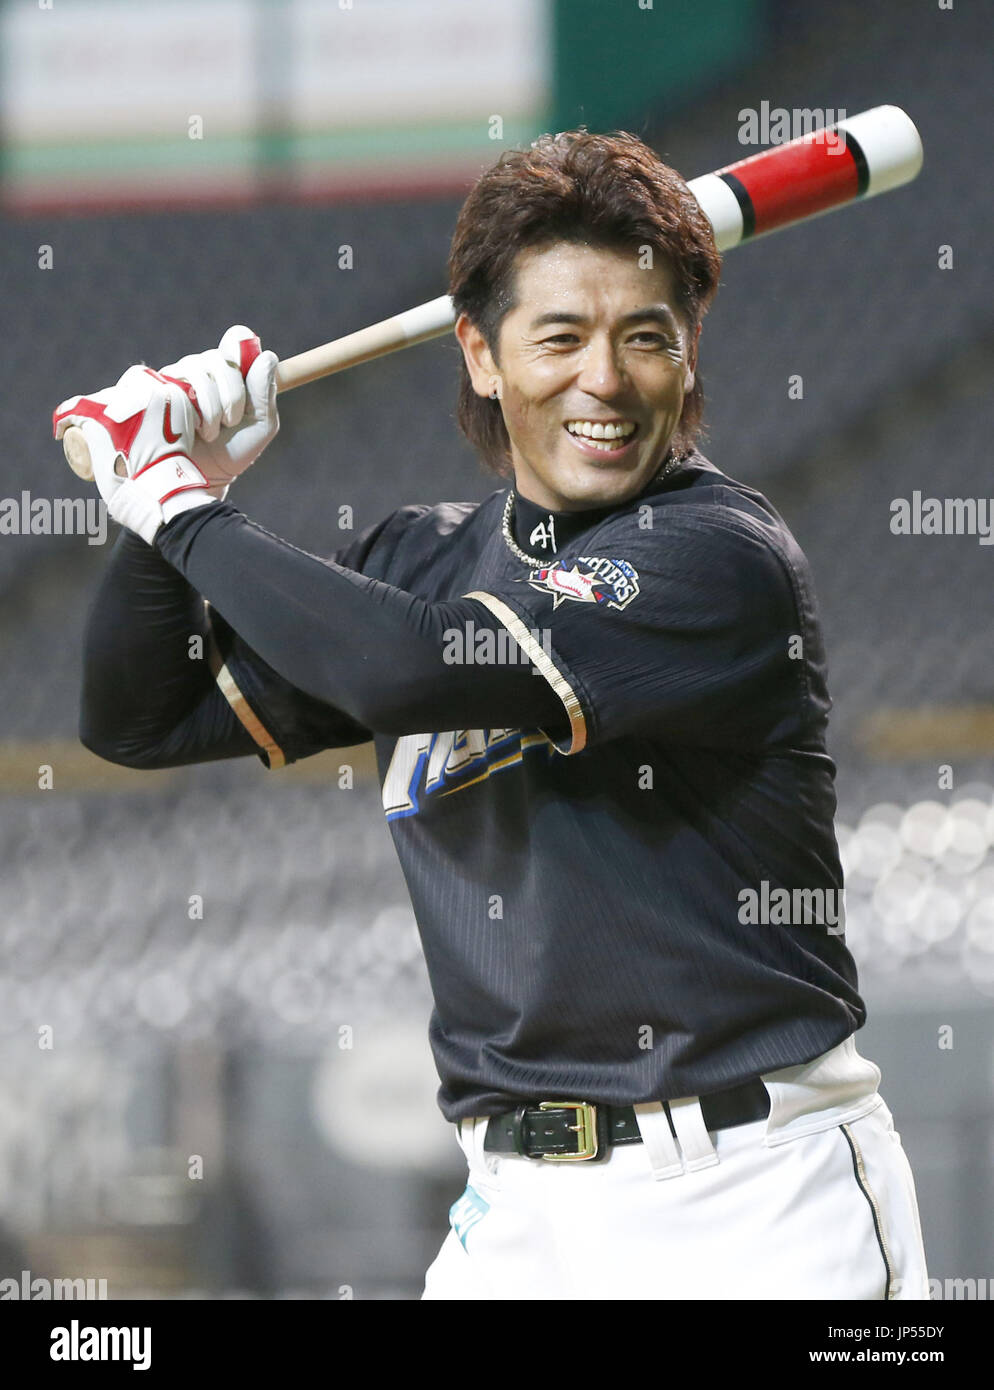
513, 441, 669, 512
550, 457, 660, 511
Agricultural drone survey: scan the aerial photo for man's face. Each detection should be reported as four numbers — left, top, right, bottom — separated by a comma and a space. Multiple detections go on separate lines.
457, 240, 699, 512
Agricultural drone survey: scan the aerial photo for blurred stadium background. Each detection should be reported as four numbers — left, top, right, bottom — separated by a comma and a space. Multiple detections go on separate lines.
1, 0, 992, 1298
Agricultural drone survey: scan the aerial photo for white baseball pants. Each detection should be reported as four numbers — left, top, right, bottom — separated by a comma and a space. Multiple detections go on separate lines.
421, 1037, 930, 1300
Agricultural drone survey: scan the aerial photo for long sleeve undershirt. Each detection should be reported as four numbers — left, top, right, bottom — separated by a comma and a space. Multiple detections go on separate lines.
80, 527, 259, 767
81, 502, 570, 768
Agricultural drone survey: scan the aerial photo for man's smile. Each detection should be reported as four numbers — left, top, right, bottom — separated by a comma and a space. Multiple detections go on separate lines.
563, 419, 639, 455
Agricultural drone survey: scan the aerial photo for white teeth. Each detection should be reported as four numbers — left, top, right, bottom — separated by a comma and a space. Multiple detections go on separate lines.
565, 419, 637, 447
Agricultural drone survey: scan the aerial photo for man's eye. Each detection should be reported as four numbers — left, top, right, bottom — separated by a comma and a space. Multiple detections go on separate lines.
630, 332, 669, 345
542, 334, 579, 345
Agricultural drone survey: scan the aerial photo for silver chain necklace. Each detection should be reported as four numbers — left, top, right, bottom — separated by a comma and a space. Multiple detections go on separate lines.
500, 452, 683, 566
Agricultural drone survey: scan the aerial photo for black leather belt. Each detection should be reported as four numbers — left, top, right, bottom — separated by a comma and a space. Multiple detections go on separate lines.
483, 1078, 771, 1162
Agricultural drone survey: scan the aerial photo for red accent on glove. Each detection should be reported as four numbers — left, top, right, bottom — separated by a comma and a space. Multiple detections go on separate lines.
52, 397, 144, 453
156, 370, 203, 424
239, 335, 262, 378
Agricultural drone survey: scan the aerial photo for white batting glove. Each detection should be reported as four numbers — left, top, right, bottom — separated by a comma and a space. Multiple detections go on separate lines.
158, 325, 280, 498
55, 366, 213, 544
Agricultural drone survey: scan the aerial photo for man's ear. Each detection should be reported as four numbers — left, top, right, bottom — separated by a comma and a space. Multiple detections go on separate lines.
455, 313, 500, 399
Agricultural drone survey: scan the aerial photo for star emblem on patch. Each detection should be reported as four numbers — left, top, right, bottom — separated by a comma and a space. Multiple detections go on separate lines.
522, 557, 641, 610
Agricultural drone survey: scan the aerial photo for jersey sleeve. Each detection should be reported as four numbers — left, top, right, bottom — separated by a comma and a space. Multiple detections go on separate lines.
463, 504, 814, 755
209, 506, 429, 768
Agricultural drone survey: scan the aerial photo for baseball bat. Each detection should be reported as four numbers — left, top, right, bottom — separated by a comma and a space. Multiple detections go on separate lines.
60, 104, 922, 481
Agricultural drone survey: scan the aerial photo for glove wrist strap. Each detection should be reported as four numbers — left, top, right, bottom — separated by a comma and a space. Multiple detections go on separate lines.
109, 453, 214, 544
132, 451, 210, 502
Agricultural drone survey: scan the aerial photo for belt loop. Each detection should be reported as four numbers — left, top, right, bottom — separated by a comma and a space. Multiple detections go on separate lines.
471, 1116, 489, 1167
668, 1097, 720, 1170
456, 1117, 470, 1160
633, 1102, 684, 1181
457, 1117, 484, 1166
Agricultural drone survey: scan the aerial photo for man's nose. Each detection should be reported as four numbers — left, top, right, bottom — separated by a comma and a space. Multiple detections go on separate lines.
575, 335, 626, 398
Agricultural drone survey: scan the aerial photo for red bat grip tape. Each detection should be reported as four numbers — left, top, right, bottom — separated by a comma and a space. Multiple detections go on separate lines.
715, 130, 868, 240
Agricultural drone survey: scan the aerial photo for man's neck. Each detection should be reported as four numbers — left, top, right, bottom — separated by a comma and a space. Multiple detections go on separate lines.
509, 453, 687, 556
510, 490, 618, 558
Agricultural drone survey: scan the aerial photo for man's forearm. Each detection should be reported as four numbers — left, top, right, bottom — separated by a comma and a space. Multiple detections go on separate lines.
81, 529, 256, 767
155, 502, 570, 740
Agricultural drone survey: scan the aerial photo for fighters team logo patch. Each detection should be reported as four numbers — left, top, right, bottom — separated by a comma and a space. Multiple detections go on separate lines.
522, 556, 640, 610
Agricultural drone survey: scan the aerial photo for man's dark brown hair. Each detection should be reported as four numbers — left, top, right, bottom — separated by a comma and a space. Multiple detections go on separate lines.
448, 128, 722, 476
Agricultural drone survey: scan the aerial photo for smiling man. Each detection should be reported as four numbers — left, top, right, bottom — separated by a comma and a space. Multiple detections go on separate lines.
64, 130, 929, 1301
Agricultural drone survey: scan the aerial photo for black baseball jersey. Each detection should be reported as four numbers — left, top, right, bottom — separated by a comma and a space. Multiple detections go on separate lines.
187, 449, 864, 1121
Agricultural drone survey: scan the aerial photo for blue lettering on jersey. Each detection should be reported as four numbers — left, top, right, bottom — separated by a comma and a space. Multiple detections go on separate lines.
382, 728, 555, 820
449, 1184, 490, 1248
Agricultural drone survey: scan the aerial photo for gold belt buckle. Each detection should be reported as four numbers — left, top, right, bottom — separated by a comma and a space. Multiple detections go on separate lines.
538, 1100, 599, 1161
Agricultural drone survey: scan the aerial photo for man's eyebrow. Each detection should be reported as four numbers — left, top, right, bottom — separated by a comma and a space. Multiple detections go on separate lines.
527, 306, 681, 332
